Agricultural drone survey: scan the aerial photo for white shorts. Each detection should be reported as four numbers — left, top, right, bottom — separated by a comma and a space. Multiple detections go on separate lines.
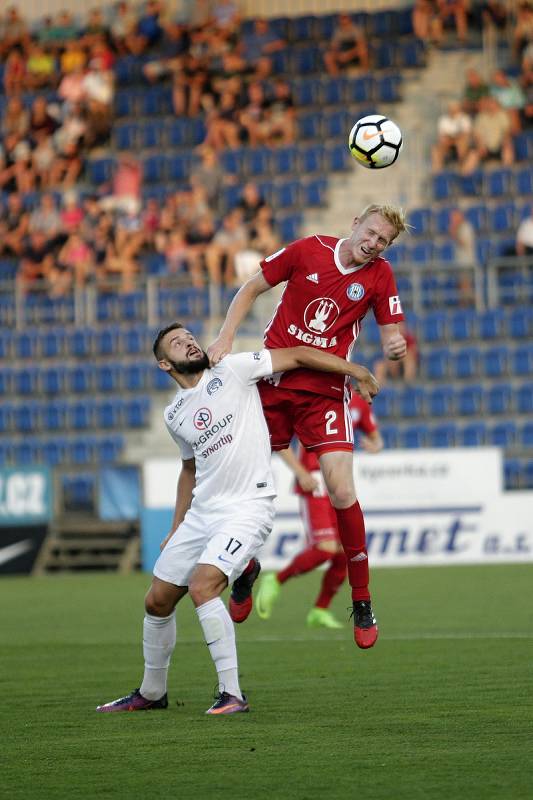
153, 496, 275, 587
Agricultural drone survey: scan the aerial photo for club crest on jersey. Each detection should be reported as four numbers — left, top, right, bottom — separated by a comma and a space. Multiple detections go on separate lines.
303, 297, 340, 334
347, 282, 365, 301
207, 378, 223, 395
194, 408, 212, 430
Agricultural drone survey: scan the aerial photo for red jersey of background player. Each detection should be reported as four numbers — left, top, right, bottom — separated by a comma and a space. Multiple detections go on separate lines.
261, 235, 404, 399
294, 393, 379, 496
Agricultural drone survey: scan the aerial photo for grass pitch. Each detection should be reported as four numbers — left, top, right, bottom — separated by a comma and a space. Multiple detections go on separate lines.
2, 564, 532, 800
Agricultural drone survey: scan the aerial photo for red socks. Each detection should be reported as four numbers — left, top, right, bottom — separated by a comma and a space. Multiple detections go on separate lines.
315, 551, 346, 608
277, 546, 330, 584
334, 502, 370, 602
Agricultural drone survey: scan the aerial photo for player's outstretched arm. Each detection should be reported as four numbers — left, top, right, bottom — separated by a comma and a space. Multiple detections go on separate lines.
269, 346, 379, 403
160, 458, 196, 551
379, 323, 407, 361
277, 448, 320, 493
207, 272, 271, 365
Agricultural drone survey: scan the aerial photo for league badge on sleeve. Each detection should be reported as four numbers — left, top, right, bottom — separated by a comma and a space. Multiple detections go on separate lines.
389, 296, 402, 315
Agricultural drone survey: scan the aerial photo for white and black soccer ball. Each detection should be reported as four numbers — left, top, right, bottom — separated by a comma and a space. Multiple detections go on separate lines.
348, 115, 403, 169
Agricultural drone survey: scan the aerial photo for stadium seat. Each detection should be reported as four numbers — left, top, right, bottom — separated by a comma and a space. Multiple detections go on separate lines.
421, 312, 448, 343
13, 401, 40, 433
513, 343, 533, 375
515, 167, 533, 196
69, 437, 96, 465
0, 367, 13, 396
41, 366, 66, 395
399, 387, 426, 418
141, 119, 162, 149
520, 422, 533, 447
13, 441, 37, 466
486, 383, 513, 415
323, 143, 349, 172
453, 347, 481, 379
517, 383, 533, 414
424, 347, 450, 380
372, 387, 397, 419
274, 180, 301, 209
293, 77, 321, 106
461, 421, 487, 446
88, 158, 114, 185
409, 240, 434, 264
124, 397, 151, 428
95, 365, 121, 393
297, 111, 322, 139
42, 400, 67, 431
14, 367, 38, 396
375, 74, 402, 103
432, 173, 456, 202
430, 422, 457, 448
380, 424, 399, 449
483, 345, 509, 378
114, 122, 139, 150
428, 385, 455, 417
400, 424, 429, 448
41, 438, 68, 466
303, 178, 328, 207
464, 204, 488, 233
300, 145, 325, 174
408, 208, 432, 237
277, 214, 302, 242
504, 458, 523, 490
400, 38, 425, 67
68, 365, 93, 394
291, 44, 320, 74
513, 132, 533, 161
62, 474, 95, 513
69, 401, 95, 431
490, 203, 515, 233
271, 146, 299, 175
457, 384, 483, 416
375, 41, 396, 69
345, 76, 374, 103
460, 170, 483, 197
289, 14, 316, 41
490, 421, 517, 447
0, 404, 13, 433
478, 309, 505, 340
485, 168, 513, 198
97, 435, 124, 463
508, 308, 533, 339
244, 148, 271, 177
450, 309, 476, 341
321, 77, 346, 106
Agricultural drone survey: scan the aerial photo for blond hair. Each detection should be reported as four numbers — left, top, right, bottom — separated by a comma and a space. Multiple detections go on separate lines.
359, 204, 411, 240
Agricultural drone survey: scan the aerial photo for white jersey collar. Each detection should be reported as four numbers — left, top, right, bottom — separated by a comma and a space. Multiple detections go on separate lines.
334, 238, 371, 275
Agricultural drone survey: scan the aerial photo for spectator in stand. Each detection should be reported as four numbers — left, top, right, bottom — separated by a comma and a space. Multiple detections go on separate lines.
9, 139, 35, 193
203, 90, 242, 150
520, 60, 533, 127
240, 18, 287, 79
29, 193, 62, 240
61, 190, 85, 233
209, 0, 241, 41
110, 1, 142, 55
448, 208, 478, 305
516, 207, 533, 255
462, 68, 489, 115
208, 207, 249, 286
436, 0, 469, 44
31, 130, 57, 189
142, 21, 189, 82
103, 199, 143, 293
136, 0, 165, 51
0, 193, 29, 256
412, 0, 443, 44
189, 146, 230, 214
209, 50, 250, 101
28, 97, 59, 142
25, 43, 57, 90
513, 2, 533, 61
81, 8, 111, 49
3, 47, 26, 96
164, 227, 204, 287
265, 77, 296, 145
2, 97, 30, 141
239, 81, 271, 146
17, 231, 56, 294
51, 233, 94, 296
237, 181, 265, 223
48, 138, 84, 189
142, 198, 161, 248
431, 100, 472, 172
58, 65, 86, 109
0, 6, 30, 57
249, 205, 279, 257
100, 154, 143, 214
482, 0, 508, 32
490, 69, 526, 133
39, 10, 79, 51
185, 213, 216, 280
172, 46, 212, 117
323, 13, 369, 75
373, 323, 418, 385
462, 95, 514, 173
60, 39, 87, 76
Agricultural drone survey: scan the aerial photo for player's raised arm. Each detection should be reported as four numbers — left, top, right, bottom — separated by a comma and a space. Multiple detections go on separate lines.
207, 272, 271, 365
268, 346, 379, 403
379, 322, 407, 361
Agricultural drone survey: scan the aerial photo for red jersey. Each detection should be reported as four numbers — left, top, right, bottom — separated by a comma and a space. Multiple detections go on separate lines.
261, 235, 404, 399
295, 394, 378, 494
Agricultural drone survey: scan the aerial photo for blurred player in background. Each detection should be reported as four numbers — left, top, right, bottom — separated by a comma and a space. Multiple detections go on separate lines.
257, 394, 383, 628
209, 204, 408, 649
96, 323, 378, 716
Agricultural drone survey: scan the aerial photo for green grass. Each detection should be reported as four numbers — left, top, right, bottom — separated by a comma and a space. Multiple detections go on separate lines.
2, 565, 533, 800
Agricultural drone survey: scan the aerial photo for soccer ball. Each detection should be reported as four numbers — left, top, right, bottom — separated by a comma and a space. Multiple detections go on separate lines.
348, 115, 403, 169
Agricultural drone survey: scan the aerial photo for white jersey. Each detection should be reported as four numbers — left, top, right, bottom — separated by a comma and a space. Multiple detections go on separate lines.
164, 350, 276, 510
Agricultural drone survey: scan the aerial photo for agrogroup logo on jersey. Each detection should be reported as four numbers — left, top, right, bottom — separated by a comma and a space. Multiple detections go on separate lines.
193, 408, 212, 430
304, 298, 340, 333
347, 282, 365, 301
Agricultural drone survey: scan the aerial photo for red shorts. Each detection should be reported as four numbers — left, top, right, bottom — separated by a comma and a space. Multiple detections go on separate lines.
258, 383, 353, 455
299, 495, 340, 546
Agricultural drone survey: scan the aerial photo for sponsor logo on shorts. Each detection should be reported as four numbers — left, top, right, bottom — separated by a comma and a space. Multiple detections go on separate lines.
347, 282, 365, 301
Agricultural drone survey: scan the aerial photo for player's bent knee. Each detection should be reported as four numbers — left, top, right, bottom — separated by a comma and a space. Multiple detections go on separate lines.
145, 580, 184, 617
188, 565, 227, 607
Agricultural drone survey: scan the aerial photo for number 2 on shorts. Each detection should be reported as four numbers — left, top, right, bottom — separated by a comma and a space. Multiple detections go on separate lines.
325, 410, 338, 435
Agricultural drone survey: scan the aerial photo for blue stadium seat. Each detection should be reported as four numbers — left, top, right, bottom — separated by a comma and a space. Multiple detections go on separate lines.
409, 240, 434, 264
124, 363, 148, 392
375, 41, 396, 69
434, 206, 453, 233
450, 309, 476, 341
68, 328, 93, 357
321, 76, 346, 105
400, 424, 429, 448
424, 347, 450, 380
482, 345, 508, 378
513, 343, 533, 375
15, 332, 38, 359
68, 365, 93, 394
346, 76, 374, 103
490, 421, 517, 447
271, 146, 299, 175
114, 122, 139, 150
478, 309, 505, 340
485, 168, 512, 197
457, 384, 483, 415
399, 387, 426, 418
13, 441, 37, 466
144, 154, 166, 183
14, 367, 38, 396
400, 38, 425, 68
368, 10, 395, 37
314, 13, 336, 40
274, 180, 301, 209
0, 404, 13, 433
0, 367, 13, 396
41, 438, 67, 466
490, 203, 515, 233
434, 241, 455, 263
124, 397, 151, 428
13, 401, 40, 433
517, 383, 533, 414
453, 347, 481, 379
96, 398, 123, 430
372, 387, 397, 419
69, 437, 96, 465
303, 178, 328, 207
291, 44, 320, 74
41, 366, 66, 395
375, 74, 401, 103
277, 213, 302, 242
88, 158, 114, 185
433, 173, 456, 201
62, 474, 95, 513
380, 424, 399, 449
515, 166, 533, 196
114, 88, 138, 116
97, 435, 124, 463
244, 148, 270, 177
520, 422, 533, 447
428, 385, 455, 417
514, 132, 533, 161
292, 77, 321, 106
408, 208, 432, 237
323, 110, 348, 140
95, 365, 121, 393
289, 14, 316, 41
421, 312, 447, 343
298, 111, 322, 139
69, 401, 95, 431
460, 170, 484, 197
42, 400, 67, 431
504, 458, 522, 490
323, 143, 349, 172
508, 308, 533, 339
461, 421, 487, 446
486, 383, 513, 415
430, 422, 457, 448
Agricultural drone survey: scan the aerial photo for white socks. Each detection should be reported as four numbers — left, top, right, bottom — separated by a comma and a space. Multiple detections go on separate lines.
196, 597, 242, 700
140, 612, 176, 701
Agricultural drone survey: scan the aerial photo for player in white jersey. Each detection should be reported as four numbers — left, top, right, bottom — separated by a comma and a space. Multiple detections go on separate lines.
96, 322, 378, 716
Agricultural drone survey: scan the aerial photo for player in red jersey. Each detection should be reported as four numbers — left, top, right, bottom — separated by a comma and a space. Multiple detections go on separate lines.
256, 394, 384, 628
209, 204, 408, 649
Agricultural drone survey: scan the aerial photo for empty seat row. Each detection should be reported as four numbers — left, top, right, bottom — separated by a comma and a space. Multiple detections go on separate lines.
414, 307, 533, 343
380, 421, 533, 450
373, 382, 533, 420
0, 435, 124, 467
0, 397, 151, 434
433, 166, 533, 202
420, 345, 533, 380
409, 201, 530, 238
504, 458, 533, 490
